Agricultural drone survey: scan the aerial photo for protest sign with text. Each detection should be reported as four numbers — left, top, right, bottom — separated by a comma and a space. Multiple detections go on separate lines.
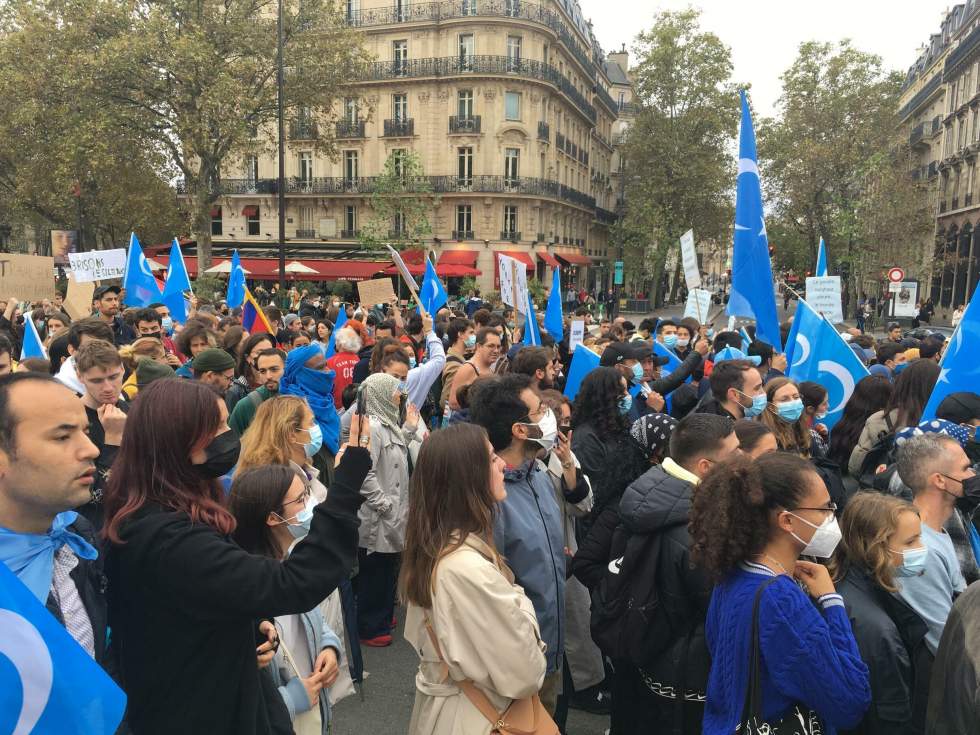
683, 288, 712, 322
0, 253, 55, 302
357, 277, 397, 306
680, 229, 701, 289
68, 249, 127, 283
804, 276, 844, 324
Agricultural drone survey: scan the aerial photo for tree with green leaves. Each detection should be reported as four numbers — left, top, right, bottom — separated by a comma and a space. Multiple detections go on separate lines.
619, 8, 740, 308
358, 150, 434, 251
758, 40, 918, 312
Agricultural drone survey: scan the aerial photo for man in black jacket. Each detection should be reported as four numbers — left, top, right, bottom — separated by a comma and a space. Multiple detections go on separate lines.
695, 358, 765, 421
0, 373, 111, 666
93, 285, 137, 346
616, 413, 740, 733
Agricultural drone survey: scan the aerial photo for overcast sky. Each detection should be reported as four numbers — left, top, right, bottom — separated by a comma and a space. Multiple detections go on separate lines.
584, 0, 953, 117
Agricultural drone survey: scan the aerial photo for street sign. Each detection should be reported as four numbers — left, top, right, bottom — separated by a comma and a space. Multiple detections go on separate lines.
887, 267, 905, 283
614, 260, 624, 285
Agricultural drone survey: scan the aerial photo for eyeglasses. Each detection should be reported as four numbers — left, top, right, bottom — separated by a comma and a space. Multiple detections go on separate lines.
791, 503, 838, 516
282, 488, 311, 510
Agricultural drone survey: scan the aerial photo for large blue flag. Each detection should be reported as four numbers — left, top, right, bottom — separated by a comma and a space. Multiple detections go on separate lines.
922, 284, 980, 420
786, 298, 869, 430
161, 238, 193, 323
419, 258, 448, 316
522, 292, 542, 346
20, 314, 46, 360
815, 237, 828, 277
728, 91, 782, 351
653, 340, 682, 377
226, 250, 247, 309
122, 232, 164, 308
563, 345, 601, 401
544, 267, 564, 341
323, 306, 348, 359
0, 560, 126, 734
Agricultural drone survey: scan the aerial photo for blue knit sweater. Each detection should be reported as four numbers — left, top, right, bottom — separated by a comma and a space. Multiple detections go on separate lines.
703, 565, 871, 735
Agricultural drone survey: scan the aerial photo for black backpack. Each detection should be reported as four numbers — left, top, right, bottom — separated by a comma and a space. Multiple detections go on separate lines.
589, 523, 672, 669
857, 414, 898, 491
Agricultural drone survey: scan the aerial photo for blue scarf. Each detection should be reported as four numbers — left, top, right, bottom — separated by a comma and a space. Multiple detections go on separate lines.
281, 344, 340, 454
0, 511, 98, 602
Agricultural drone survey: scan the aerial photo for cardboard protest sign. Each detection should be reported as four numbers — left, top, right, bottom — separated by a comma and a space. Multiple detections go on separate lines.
357, 277, 397, 306
68, 249, 127, 283
63, 275, 95, 320
497, 254, 528, 314
0, 253, 55, 303
683, 288, 712, 322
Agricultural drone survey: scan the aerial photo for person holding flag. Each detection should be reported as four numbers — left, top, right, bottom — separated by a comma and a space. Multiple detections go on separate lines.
122, 232, 164, 310
161, 237, 193, 324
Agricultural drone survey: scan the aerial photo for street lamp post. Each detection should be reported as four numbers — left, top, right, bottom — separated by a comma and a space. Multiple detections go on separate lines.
276, 0, 287, 292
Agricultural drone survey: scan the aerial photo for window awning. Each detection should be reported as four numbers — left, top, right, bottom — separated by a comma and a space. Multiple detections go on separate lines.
437, 249, 479, 267
399, 248, 427, 265
494, 250, 535, 270
536, 250, 560, 268
555, 252, 592, 266
241, 205, 259, 217
315, 260, 391, 281
382, 258, 482, 278
210, 206, 222, 218
151, 255, 389, 281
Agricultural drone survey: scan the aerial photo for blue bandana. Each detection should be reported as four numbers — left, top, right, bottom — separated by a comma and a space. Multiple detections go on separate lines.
0, 511, 98, 602
280, 344, 340, 454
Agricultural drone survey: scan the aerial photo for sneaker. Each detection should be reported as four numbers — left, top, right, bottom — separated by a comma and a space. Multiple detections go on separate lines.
569, 687, 611, 715
360, 634, 393, 647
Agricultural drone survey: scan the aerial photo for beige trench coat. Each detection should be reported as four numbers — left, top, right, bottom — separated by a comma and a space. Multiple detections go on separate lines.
404, 535, 547, 735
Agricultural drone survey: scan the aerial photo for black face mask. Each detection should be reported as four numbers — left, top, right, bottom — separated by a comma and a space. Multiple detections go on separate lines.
965, 441, 980, 467
194, 431, 241, 478
953, 473, 980, 518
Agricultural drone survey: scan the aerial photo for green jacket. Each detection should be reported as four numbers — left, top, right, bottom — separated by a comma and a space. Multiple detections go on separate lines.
228, 386, 274, 436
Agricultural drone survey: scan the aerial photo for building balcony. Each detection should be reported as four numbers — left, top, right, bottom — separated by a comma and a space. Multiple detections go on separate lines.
449, 115, 481, 134
383, 118, 415, 137
295, 229, 317, 238
361, 55, 596, 124
501, 230, 521, 242
537, 121, 550, 142
618, 101, 638, 117
176, 178, 278, 194
340, 229, 359, 238
289, 120, 318, 140
594, 206, 617, 225
555, 131, 565, 149
595, 84, 618, 115
335, 120, 366, 138
343, 0, 595, 77
452, 229, 475, 240
910, 123, 926, 148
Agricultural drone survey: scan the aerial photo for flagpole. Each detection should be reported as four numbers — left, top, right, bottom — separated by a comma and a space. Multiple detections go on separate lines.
276, 0, 286, 292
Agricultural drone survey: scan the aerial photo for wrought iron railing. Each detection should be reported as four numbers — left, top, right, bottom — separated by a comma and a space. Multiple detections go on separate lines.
595, 84, 618, 115
449, 115, 481, 133
452, 229, 475, 239
383, 118, 415, 137
289, 120, 318, 140
340, 229, 359, 238
336, 120, 366, 138
537, 121, 550, 141
295, 229, 317, 238
501, 230, 521, 241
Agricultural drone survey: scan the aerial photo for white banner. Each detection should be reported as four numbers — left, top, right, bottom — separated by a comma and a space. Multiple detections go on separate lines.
497, 254, 528, 314
68, 248, 127, 283
679, 229, 701, 289
805, 276, 844, 324
683, 288, 712, 322
568, 319, 585, 352
892, 281, 919, 318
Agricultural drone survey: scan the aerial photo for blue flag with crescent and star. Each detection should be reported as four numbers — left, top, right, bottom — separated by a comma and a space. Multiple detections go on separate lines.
419, 258, 448, 316
161, 238, 193, 323
563, 345, 601, 401
544, 266, 564, 341
322, 306, 348, 359
226, 250, 247, 309
0, 560, 126, 734
522, 291, 541, 346
122, 232, 164, 308
20, 313, 46, 361
727, 91, 782, 351
922, 283, 980, 420
815, 237, 828, 278
786, 298, 869, 431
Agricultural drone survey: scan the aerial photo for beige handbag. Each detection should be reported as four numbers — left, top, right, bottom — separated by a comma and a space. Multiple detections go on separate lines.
277, 628, 323, 735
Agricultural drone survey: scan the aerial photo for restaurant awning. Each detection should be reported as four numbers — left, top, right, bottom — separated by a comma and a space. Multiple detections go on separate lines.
382, 261, 481, 278
555, 252, 592, 266
210, 206, 222, 217
437, 249, 479, 267
536, 250, 561, 268
495, 250, 535, 270
152, 255, 389, 281
241, 205, 259, 217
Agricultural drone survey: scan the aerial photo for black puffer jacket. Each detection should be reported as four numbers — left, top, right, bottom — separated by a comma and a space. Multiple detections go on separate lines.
617, 464, 712, 696
838, 566, 930, 735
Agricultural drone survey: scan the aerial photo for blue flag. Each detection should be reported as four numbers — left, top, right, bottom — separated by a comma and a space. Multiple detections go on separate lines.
226, 250, 246, 309
786, 298, 869, 431
20, 315, 46, 360
563, 346, 601, 401
922, 284, 980, 420
815, 237, 828, 277
419, 258, 448, 316
544, 267, 564, 341
0, 560, 126, 734
122, 232, 163, 308
523, 292, 542, 346
161, 238, 193, 323
739, 327, 753, 352
323, 307, 348, 359
728, 91, 782, 351
653, 340, 682, 377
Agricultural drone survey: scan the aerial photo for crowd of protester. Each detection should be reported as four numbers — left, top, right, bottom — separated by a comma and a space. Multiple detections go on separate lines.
0, 280, 978, 735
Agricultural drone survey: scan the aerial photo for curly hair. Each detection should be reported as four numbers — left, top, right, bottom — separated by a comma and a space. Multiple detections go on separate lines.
690, 452, 817, 582
828, 492, 918, 594
571, 366, 628, 437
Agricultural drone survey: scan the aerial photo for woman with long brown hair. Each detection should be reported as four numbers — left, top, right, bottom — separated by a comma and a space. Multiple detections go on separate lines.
400, 423, 548, 735
102, 379, 372, 735
758, 377, 816, 457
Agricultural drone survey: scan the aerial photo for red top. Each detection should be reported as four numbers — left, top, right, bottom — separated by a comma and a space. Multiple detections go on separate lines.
326, 352, 361, 409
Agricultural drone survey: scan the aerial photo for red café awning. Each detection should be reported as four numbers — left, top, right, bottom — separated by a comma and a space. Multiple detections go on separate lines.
210, 206, 222, 217
555, 252, 592, 266
536, 250, 560, 268
495, 250, 535, 270
241, 205, 259, 217
436, 249, 481, 276
153, 255, 389, 281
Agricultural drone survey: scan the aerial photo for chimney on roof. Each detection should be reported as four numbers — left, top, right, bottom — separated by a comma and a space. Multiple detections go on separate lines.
609, 46, 629, 73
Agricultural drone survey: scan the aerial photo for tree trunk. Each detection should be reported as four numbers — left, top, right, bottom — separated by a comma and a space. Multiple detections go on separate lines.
192, 190, 213, 272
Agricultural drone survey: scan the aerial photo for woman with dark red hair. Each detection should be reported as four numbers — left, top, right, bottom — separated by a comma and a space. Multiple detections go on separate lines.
102, 379, 372, 735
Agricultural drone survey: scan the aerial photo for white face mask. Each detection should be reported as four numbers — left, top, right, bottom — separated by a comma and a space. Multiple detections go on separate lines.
787, 512, 842, 559
522, 408, 558, 452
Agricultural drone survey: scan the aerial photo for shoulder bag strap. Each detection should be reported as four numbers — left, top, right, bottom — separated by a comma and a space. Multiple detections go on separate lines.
738, 577, 780, 729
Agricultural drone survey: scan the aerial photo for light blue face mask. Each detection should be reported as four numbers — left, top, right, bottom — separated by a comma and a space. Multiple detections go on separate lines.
278, 496, 316, 540
737, 389, 767, 418
892, 545, 928, 577
161, 316, 174, 335
409, 355, 417, 369
706, 328, 715, 339
774, 398, 805, 423
663, 334, 678, 349
618, 394, 633, 415
464, 334, 477, 349
630, 361, 644, 384
300, 424, 323, 459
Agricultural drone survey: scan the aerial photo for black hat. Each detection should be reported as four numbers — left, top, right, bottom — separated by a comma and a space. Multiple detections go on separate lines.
599, 341, 668, 367
93, 285, 121, 300
936, 392, 980, 424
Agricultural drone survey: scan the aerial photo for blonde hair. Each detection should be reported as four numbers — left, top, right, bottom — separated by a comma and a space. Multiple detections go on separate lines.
238, 395, 311, 469
829, 492, 919, 593
118, 337, 166, 371
759, 377, 811, 456
904, 348, 920, 362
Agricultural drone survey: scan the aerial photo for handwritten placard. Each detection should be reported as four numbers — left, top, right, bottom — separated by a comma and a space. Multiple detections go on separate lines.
63, 275, 95, 320
568, 318, 585, 352
68, 248, 127, 283
357, 277, 397, 307
805, 276, 844, 324
683, 288, 712, 321
0, 252, 55, 303
680, 229, 701, 289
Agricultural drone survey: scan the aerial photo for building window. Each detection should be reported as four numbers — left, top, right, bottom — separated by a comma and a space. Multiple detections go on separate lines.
299, 151, 313, 183
504, 147, 519, 184
299, 206, 315, 236
393, 93, 408, 122
344, 97, 358, 124
458, 33, 474, 69
619, 91, 625, 107
345, 0, 359, 23
246, 207, 260, 236
457, 146, 473, 184
394, 0, 407, 21
345, 205, 357, 234
504, 0, 520, 17
393, 210, 405, 235
392, 149, 406, 179
503, 205, 518, 236
456, 204, 472, 235
458, 89, 473, 119
245, 154, 258, 182
344, 150, 359, 180
461, 0, 476, 14
393, 40, 408, 74
211, 207, 222, 236
505, 91, 521, 121
506, 36, 522, 71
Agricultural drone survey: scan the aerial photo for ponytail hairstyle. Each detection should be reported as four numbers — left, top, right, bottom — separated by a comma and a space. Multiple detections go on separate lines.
690, 452, 818, 582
